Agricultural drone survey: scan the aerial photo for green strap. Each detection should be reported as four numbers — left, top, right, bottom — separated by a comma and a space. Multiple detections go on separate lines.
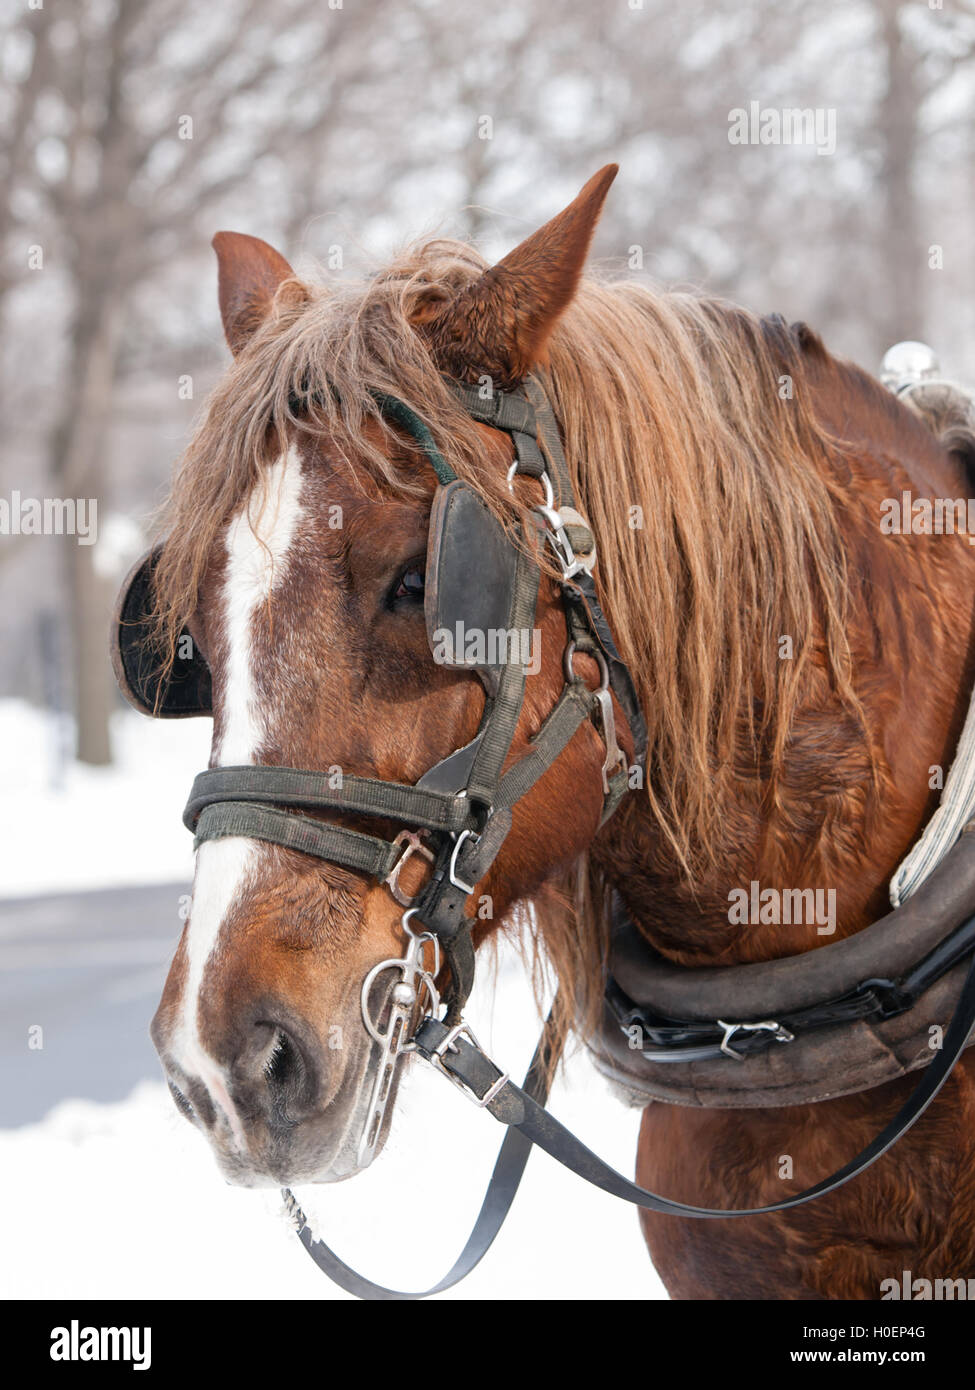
599, 767, 630, 827
373, 394, 456, 485
194, 803, 403, 881
495, 684, 593, 811
184, 766, 472, 835
522, 376, 576, 508
444, 383, 540, 438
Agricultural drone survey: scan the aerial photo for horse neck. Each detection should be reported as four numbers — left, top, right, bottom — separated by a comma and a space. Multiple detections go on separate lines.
593, 353, 975, 968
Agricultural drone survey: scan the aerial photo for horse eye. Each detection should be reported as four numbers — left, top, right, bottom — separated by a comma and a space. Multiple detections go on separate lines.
393, 567, 425, 601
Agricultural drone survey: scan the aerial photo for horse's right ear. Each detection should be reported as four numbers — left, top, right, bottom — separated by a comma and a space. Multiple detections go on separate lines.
212, 231, 300, 356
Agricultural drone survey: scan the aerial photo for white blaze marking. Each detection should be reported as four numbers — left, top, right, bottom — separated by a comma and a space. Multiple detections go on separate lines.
173, 447, 305, 1149
220, 448, 303, 764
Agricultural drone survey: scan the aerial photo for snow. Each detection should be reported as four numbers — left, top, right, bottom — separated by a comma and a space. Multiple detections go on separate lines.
0, 698, 667, 1299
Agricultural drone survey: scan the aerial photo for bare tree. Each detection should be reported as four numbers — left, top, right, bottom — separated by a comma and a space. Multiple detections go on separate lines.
3, 0, 405, 763
3, 0, 974, 768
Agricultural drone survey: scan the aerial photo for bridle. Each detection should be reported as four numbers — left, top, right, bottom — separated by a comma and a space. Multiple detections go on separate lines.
119, 374, 975, 1300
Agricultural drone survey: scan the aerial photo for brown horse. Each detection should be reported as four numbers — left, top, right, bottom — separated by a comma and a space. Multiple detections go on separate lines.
146, 165, 975, 1298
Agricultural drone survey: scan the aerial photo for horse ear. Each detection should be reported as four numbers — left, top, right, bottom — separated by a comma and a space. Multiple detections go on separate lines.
422, 164, 618, 387
212, 231, 298, 356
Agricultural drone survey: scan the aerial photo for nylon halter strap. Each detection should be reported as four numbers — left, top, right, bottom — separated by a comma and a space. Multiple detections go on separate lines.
183, 376, 645, 1025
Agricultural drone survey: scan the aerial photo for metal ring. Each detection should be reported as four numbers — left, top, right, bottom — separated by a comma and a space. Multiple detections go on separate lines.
419, 934, 442, 979
359, 951, 441, 1047
563, 641, 610, 691
360, 958, 410, 1046
400, 910, 441, 975
384, 830, 435, 908
507, 462, 554, 510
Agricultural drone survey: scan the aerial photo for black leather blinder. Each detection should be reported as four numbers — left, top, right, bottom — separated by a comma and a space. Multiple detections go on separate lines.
424, 480, 533, 691
111, 545, 212, 718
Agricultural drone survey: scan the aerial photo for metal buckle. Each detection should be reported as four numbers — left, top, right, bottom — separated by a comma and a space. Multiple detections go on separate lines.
592, 688, 626, 794
385, 829, 435, 907
716, 1018, 795, 1060
536, 504, 597, 580
448, 828, 479, 893
428, 1021, 510, 1107
507, 463, 555, 512
506, 464, 596, 579
855, 977, 906, 1020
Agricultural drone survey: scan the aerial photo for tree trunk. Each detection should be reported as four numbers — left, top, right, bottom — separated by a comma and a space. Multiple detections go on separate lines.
876, 1, 923, 352
51, 286, 123, 766
69, 539, 114, 765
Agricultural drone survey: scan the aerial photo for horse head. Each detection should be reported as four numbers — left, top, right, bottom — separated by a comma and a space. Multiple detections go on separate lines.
145, 166, 638, 1185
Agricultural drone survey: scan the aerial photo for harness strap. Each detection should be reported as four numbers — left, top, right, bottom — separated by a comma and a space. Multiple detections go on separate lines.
521, 377, 576, 504
607, 909, 975, 1064
413, 811, 513, 1022
416, 947, 975, 1218
446, 382, 541, 440
185, 670, 618, 972
605, 828, 975, 1058
563, 576, 647, 768
493, 683, 594, 809
185, 766, 473, 835
193, 803, 403, 881
463, 543, 540, 809
600, 767, 631, 826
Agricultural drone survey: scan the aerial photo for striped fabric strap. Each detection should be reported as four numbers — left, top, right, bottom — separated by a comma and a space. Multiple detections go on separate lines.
193, 803, 403, 881
890, 687, 975, 907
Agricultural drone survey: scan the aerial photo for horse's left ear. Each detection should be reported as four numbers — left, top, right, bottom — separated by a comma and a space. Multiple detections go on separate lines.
212, 231, 301, 356
419, 164, 618, 387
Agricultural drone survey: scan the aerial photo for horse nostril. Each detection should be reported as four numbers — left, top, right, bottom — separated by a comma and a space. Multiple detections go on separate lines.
168, 1080, 195, 1122
257, 1024, 316, 1123
263, 1029, 300, 1086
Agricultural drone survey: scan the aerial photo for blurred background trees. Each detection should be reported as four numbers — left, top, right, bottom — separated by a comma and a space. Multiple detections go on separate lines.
1, 0, 974, 765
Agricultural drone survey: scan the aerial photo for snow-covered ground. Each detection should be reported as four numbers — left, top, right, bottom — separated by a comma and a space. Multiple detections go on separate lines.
0, 699, 665, 1299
